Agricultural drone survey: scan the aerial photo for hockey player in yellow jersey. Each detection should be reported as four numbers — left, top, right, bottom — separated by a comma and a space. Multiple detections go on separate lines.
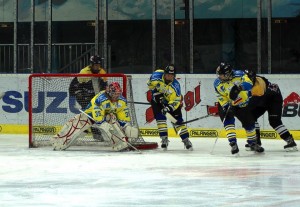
84, 82, 130, 125
69, 55, 108, 109
147, 65, 192, 150
69, 55, 108, 141
77, 55, 107, 90
214, 62, 264, 154
51, 82, 139, 151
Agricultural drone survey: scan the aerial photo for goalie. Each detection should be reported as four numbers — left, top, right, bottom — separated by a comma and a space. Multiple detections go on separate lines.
51, 82, 139, 151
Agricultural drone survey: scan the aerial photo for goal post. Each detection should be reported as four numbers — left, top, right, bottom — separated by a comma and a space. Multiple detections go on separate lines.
28, 73, 158, 150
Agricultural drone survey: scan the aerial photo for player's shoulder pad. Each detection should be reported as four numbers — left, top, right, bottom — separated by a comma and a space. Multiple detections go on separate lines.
99, 68, 106, 74
171, 79, 181, 96
118, 95, 127, 103
95, 92, 108, 105
232, 70, 245, 78
213, 78, 222, 88
80, 66, 92, 74
150, 70, 164, 81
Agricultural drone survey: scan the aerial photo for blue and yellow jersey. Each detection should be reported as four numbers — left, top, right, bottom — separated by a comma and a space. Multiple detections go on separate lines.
214, 70, 253, 108
147, 69, 182, 110
84, 92, 130, 126
78, 65, 107, 83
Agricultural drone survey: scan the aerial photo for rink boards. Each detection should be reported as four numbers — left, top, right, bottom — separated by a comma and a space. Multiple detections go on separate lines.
0, 74, 300, 140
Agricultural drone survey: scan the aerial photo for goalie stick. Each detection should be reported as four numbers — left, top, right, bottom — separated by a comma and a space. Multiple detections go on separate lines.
79, 109, 142, 153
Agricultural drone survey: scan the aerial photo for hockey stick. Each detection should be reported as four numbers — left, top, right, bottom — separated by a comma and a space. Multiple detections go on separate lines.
128, 101, 151, 105
165, 113, 181, 135
79, 109, 142, 153
165, 112, 178, 124
167, 113, 214, 125
182, 114, 214, 125
210, 105, 231, 154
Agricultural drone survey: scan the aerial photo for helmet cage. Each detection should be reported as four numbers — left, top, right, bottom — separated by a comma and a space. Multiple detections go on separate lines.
108, 82, 122, 101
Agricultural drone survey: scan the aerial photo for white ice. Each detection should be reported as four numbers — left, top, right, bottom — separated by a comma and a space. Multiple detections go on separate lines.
0, 135, 299, 207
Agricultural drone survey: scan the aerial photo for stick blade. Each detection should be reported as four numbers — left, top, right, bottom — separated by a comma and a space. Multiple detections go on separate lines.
166, 112, 177, 124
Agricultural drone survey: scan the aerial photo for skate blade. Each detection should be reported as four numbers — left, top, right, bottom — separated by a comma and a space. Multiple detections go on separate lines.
233, 153, 240, 157
285, 146, 298, 152
187, 147, 193, 151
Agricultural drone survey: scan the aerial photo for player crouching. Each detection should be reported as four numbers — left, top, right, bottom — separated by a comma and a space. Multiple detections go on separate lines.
50, 82, 139, 151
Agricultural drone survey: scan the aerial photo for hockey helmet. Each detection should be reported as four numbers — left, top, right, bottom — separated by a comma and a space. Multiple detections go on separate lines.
164, 64, 176, 76
90, 55, 102, 65
216, 62, 233, 82
108, 82, 122, 101
164, 64, 176, 84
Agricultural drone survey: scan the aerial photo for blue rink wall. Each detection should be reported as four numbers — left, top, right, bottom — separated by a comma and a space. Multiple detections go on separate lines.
0, 74, 299, 140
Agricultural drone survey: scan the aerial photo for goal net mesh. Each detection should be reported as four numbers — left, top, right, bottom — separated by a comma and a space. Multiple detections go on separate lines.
29, 73, 157, 150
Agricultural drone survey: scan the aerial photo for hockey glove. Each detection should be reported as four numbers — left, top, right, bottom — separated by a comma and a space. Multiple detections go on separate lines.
161, 105, 173, 115
153, 92, 164, 104
229, 85, 242, 100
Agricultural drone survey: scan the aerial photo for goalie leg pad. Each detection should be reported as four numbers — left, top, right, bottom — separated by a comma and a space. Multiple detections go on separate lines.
97, 122, 129, 151
51, 113, 92, 150
124, 125, 139, 142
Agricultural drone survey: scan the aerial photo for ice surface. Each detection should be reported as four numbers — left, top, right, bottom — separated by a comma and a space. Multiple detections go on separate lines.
0, 135, 299, 207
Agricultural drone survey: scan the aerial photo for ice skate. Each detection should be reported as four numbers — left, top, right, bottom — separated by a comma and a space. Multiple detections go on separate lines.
161, 136, 169, 150
183, 138, 193, 151
229, 142, 239, 155
245, 142, 262, 151
284, 135, 298, 151
250, 142, 264, 153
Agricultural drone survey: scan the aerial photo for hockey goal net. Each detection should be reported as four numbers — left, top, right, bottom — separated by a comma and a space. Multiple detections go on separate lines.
28, 73, 158, 150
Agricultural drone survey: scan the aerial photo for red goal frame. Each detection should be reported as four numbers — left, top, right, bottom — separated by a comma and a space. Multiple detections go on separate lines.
28, 73, 127, 147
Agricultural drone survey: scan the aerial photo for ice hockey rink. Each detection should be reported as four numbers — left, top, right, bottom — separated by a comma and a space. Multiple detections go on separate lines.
0, 135, 299, 207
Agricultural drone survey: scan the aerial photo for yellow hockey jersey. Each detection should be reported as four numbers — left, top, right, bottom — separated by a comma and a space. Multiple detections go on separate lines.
147, 69, 182, 110
214, 70, 253, 108
84, 92, 130, 126
78, 65, 107, 83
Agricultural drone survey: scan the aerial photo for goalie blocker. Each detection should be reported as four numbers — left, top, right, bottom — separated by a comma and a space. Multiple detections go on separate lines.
51, 112, 140, 151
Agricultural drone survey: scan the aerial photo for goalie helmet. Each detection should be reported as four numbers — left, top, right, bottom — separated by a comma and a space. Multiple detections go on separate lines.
216, 62, 233, 82
108, 82, 122, 101
90, 55, 102, 65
